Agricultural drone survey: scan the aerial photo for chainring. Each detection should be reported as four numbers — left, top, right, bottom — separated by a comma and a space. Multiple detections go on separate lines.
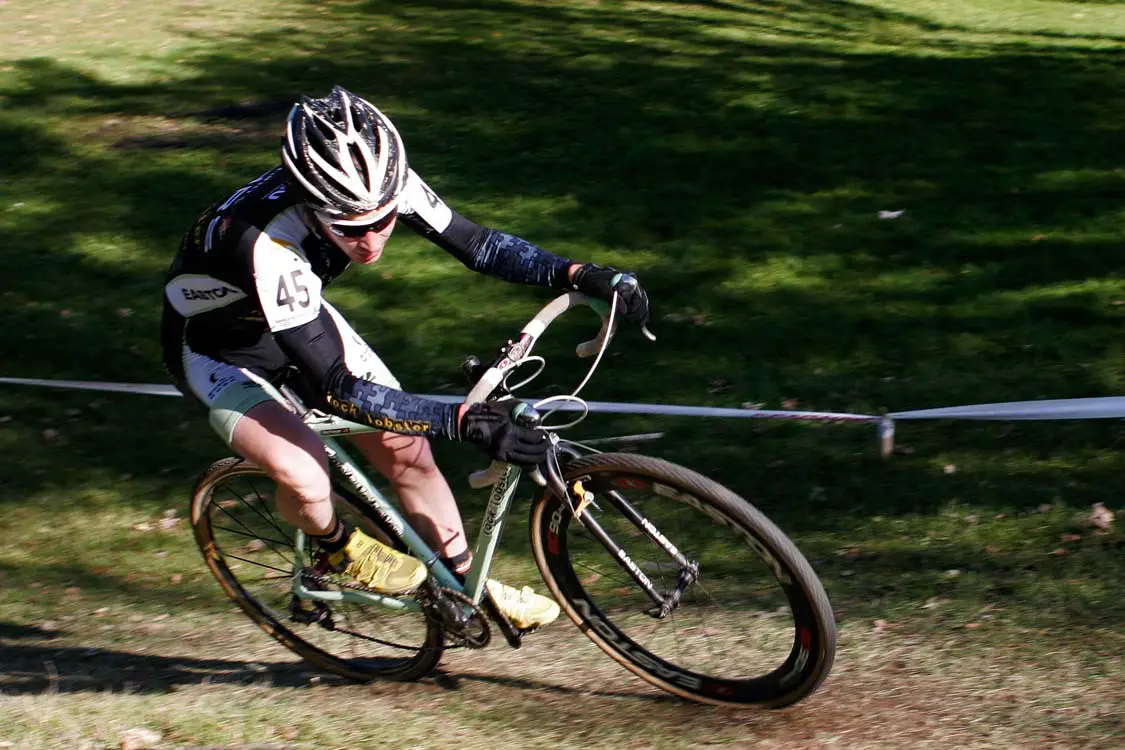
417, 582, 491, 650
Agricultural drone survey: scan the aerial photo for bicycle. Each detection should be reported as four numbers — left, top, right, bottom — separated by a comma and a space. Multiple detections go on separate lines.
189, 285, 837, 708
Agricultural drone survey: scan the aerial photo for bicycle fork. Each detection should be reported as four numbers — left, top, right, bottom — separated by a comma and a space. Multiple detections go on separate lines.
549, 453, 699, 619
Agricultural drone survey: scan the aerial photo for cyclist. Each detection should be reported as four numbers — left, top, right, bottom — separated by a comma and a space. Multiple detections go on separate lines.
161, 85, 651, 630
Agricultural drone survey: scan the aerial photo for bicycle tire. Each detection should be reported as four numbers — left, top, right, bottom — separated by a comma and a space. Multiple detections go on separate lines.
190, 457, 444, 682
529, 452, 836, 708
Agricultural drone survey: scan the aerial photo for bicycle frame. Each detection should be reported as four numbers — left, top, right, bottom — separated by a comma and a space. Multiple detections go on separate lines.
289, 425, 524, 612
286, 291, 614, 613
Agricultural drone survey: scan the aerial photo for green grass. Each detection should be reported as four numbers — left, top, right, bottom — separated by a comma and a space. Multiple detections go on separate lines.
3, 0, 1125, 747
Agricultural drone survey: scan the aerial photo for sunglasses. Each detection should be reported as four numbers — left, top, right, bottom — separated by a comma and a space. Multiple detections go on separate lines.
321, 208, 398, 238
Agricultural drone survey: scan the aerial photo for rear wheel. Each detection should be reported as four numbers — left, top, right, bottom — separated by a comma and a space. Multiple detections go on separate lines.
530, 453, 835, 708
191, 457, 444, 681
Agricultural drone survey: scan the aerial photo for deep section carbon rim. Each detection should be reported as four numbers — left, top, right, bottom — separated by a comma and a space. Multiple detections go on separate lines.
532, 453, 835, 707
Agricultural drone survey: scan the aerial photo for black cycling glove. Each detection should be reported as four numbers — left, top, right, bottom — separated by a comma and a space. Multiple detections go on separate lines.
571, 263, 651, 328
458, 398, 550, 466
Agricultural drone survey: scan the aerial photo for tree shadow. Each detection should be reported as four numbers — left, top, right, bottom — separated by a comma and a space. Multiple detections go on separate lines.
2, 0, 1125, 576
0, 639, 328, 695
0, 637, 679, 705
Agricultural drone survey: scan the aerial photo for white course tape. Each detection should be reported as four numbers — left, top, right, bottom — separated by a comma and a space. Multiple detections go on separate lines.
0, 377, 880, 422
4, 377, 1125, 424
889, 397, 1125, 421
0, 377, 184, 397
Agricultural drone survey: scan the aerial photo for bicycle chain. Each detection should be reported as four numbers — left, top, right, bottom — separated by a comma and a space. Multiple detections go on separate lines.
417, 582, 492, 650
297, 568, 492, 650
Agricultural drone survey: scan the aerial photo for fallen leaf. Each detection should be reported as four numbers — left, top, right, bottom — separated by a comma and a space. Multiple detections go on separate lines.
1037, 503, 1053, 514
170, 574, 183, 584
782, 399, 799, 410
1087, 502, 1115, 530
1031, 234, 1047, 241
1060, 533, 1082, 542
120, 727, 161, 750
873, 619, 897, 632
42, 428, 61, 444
1050, 548, 1067, 556
942, 464, 957, 474
878, 209, 905, 219
963, 622, 981, 629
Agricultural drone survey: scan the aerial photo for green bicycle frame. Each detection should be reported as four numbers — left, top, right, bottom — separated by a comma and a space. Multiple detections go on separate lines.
286, 291, 614, 613
289, 423, 524, 612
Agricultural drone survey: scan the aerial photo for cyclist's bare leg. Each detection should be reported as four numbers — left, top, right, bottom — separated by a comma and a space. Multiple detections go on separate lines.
351, 432, 469, 560
229, 400, 335, 535
228, 401, 469, 560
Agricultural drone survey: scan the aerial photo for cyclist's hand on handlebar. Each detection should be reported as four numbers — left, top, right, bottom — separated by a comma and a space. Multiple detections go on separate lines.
457, 398, 550, 467
570, 263, 651, 329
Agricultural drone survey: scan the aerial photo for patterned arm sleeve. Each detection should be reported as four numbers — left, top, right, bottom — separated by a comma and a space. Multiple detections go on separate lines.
272, 308, 460, 439
249, 230, 460, 439
397, 169, 574, 288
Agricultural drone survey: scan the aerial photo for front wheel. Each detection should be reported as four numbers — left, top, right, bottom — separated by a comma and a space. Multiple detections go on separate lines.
530, 453, 836, 708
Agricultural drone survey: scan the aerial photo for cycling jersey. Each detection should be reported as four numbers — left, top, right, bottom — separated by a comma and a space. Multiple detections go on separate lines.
161, 167, 574, 440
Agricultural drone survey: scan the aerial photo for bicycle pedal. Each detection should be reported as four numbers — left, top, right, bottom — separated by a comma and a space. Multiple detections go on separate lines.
481, 590, 524, 649
288, 595, 335, 628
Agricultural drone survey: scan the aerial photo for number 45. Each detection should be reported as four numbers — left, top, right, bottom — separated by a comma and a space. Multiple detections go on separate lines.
276, 270, 311, 311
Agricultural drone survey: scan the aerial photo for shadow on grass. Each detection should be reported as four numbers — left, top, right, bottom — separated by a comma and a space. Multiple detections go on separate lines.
3, 0, 1125, 626
0, 639, 326, 694
0, 637, 678, 705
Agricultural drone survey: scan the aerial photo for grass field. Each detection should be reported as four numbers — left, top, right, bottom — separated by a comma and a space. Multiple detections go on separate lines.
2, 0, 1125, 747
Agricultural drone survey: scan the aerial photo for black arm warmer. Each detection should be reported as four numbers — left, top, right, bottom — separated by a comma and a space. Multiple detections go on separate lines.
273, 308, 459, 439
402, 211, 574, 288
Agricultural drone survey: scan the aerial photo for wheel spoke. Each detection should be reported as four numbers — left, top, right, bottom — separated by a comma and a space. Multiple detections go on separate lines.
195, 463, 443, 682
538, 456, 835, 707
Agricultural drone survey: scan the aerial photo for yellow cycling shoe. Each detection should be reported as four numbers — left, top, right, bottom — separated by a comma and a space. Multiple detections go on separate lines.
323, 527, 428, 595
485, 579, 561, 629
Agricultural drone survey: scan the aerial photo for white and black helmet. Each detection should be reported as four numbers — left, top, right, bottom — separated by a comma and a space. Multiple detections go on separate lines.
281, 86, 407, 217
